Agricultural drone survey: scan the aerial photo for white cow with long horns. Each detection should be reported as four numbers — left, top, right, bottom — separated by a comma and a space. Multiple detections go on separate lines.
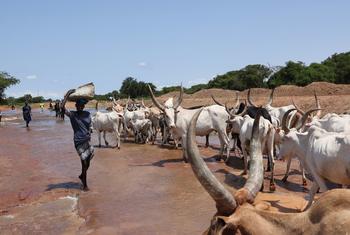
148, 85, 231, 162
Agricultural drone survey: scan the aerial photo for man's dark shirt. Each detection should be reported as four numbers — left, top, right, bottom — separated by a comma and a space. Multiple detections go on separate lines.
66, 110, 91, 146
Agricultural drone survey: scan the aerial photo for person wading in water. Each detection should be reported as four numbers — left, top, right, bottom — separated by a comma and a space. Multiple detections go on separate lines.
62, 89, 94, 191
22, 101, 32, 127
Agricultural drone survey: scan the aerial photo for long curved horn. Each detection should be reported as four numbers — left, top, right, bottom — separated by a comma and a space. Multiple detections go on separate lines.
186, 109, 236, 216
225, 102, 235, 117
147, 85, 165, 112
247, 89, 257, 107
266, 88, 275, 107
237, 100, 248, 116
173, 85, 183, 109
211, 95, 224, 106
292, 98, 305, 115
112, 98, 118, 106
314, 91, 322, 118
141, 98, 146, 108
295, 108, 322, 131
235, 111, 264, 204
281, 109, 296, 133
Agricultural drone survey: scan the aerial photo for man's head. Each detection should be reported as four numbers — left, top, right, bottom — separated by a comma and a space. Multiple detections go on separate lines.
76, 98, 88, 111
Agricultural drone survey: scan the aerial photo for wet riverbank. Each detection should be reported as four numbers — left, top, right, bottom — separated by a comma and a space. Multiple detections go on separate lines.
0, 110, 308, 234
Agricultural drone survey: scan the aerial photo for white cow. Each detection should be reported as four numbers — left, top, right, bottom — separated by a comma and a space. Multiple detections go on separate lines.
92, 107, 123, 149
227, 108, 276, 191
131, 119, 153, 144
278, 108, 350, 210
248, 88, 298, 126
148, 85, 231, 162
123, 107, 149, 140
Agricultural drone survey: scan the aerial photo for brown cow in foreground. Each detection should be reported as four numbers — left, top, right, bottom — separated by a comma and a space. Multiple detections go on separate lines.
186, 109, 350, 235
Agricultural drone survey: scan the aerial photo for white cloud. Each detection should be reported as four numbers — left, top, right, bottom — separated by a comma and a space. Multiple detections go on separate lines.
26, 75, 38, 80
138, 62, 147, 67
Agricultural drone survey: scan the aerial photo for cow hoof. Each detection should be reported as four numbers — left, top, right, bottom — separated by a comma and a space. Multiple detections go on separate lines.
269, 184, 276, 192
302, 180, 307, 186
282, 177, 288, 183
98, 144, 101, 148
105, 142, 109, 146
118, 146, 121, 150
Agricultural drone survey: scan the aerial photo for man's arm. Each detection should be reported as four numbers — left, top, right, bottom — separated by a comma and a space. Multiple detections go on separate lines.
62, 89, 76, 117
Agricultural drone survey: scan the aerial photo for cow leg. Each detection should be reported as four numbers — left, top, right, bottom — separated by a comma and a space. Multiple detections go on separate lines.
98, 131, 102, 147
181, 135, 188, 163
282, 157, 292, 183
304, 182, 319, 211
300, 162, 307, 186
241, 143, 248, 175
267, 134, 275, 192
205, 134, 209, 148
103, 131, 109, 146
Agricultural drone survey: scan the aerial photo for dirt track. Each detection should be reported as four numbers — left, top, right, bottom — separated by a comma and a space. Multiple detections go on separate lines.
0, 108, 314, 234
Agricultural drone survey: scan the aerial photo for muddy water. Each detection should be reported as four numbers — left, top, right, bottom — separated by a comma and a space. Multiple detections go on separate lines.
0, 110, 309, 234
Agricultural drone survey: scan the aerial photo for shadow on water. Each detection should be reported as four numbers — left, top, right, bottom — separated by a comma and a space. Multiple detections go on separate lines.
93, 145, 117, 149
46, 182, 81, 191
264, 200, 301, 213
215, 168, 246, 190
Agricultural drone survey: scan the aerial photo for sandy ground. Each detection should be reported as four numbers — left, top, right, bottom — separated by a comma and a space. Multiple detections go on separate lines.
0, 106, 316, 235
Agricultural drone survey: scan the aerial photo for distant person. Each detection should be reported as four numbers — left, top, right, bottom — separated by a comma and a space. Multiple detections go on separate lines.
39, 103, 44, 113
0, 110, 2, 122
49, 102, 53, 110
62, 89, 94, 191
22, 101, 32, 127
60, 101, 65, 120
54, 101, 60, 118
11, 105, 15, 110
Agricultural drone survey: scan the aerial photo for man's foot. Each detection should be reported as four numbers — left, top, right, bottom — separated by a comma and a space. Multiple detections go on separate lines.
81, 186, 89, 191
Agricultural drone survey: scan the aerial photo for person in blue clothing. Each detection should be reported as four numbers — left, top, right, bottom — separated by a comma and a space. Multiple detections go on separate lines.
62, 89, 94, 191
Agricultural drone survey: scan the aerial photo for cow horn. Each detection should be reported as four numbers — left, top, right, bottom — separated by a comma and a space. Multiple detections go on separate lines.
225, 102, 235, 117
148, 85, 165, 112
186, 109, 237, 216
266, 88, 275, 107
281, 109, 296, 133
247, 89, 257, 107
295, 108, 322, 131
239, 111, 264, 202
141, 98, 146, 108
211, 95, 224, 106
314, 91, 322, 118
173, 85, 183, 109
292, 99, 305, 115
238, 100, 248, 116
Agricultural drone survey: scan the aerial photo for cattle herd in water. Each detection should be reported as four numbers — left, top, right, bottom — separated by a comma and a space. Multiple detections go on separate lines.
87, 85, 350, 234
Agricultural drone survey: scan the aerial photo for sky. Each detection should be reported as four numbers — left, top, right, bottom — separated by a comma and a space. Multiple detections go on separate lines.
1, 1, 349, 99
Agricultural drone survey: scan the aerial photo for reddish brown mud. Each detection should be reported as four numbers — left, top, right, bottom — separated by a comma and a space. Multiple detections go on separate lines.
0, 110, 310, 234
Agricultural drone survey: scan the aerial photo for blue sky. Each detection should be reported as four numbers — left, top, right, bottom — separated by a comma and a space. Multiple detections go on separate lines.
1, 1, 349, 98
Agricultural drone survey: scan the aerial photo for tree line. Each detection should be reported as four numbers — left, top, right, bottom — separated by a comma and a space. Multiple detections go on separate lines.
1, 51, 349, 103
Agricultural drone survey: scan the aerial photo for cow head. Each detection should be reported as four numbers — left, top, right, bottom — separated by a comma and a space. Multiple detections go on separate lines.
277, 108, 321, 161
186, 109, 264, 234
148, 85, 183, 129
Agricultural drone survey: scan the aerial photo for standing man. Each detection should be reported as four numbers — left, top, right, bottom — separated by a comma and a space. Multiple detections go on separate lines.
62, 89, 94, 191
22, 101, 32, 127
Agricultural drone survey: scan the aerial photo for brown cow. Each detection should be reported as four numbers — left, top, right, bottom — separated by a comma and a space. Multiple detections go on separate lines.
186, 109, 350, 235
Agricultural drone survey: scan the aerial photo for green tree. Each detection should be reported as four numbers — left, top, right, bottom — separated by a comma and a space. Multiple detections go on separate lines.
0, 72, 20, 102
119, 77, 156, 98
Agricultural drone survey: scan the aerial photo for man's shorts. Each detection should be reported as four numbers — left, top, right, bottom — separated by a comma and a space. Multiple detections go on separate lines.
75, 142, 94, 161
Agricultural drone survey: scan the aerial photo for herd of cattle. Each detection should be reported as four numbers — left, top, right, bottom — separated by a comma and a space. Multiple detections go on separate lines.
91, 86, 350, 234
